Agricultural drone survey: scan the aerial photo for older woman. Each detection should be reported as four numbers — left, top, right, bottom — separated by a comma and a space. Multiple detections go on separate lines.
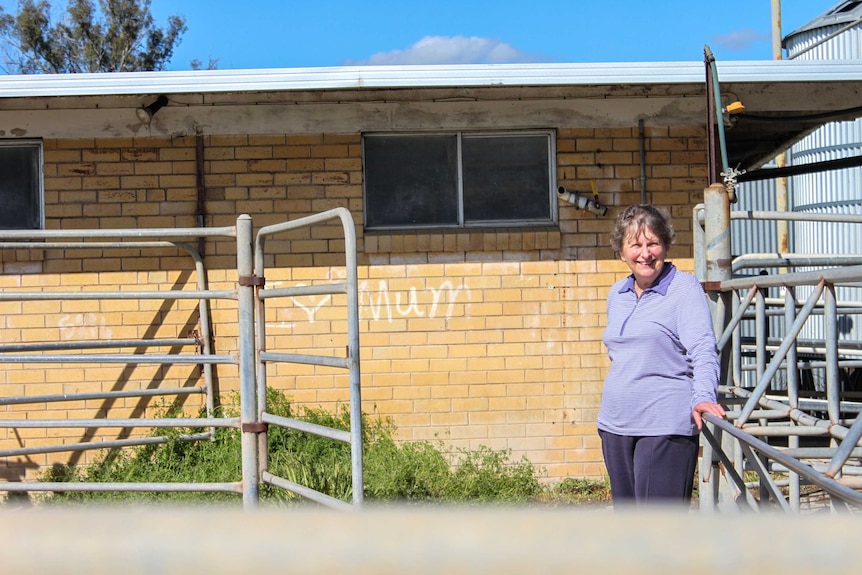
597, 204, 725, 507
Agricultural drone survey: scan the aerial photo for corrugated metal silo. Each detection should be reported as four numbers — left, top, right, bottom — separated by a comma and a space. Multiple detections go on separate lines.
784, 1, 862, 346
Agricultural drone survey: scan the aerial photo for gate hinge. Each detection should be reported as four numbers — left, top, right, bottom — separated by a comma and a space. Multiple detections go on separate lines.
241, 422, 267, 433
239, 274, 265, 287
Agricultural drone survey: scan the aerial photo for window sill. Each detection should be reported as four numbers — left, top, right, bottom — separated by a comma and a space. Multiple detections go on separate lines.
363, 226, 561, 254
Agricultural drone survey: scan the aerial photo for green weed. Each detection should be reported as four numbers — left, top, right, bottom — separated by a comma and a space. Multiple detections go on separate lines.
39, 389, 605, 506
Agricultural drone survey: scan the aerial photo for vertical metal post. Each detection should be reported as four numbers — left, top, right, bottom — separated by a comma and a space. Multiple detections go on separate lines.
695, 196, 728, 505
731, 293, 742, 387
253, 233, 269, 479
824, 284, 839, 425
706, 50, 730, 186
755, 289, 767, 384
754, 287, 770, 502
250, 208, 362, 509
704, 50, 723, 186
785, 286, 800, 511
702, 183, 735, 511
184, 245, 217, 425
824, 282, 840, 512
638, 119, 647, 204
705, 183, 733, 387
343, 212, 364, 507
236, 214, 260, 508
704, 183, 732, 284
770, 1, 791, 268
784, 288, 800, 411
693, 204, 706, 281
699, 429, 715, 512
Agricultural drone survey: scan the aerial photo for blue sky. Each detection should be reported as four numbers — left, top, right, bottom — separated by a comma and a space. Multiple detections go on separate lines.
2, 0, 846, 70
150, 0, 840, 70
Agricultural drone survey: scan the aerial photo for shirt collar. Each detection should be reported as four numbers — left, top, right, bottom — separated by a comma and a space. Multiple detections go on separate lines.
618, 262, 676, 295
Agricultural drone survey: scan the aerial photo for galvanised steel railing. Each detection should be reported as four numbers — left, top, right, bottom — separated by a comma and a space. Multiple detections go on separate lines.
0, 211, 363, 509
253, 207, 363, 510
695, 187, 862, 512
0, 221, 248, 500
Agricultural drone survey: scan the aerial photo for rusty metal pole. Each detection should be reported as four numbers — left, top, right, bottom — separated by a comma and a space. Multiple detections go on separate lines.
772, 0, 790, 258
705, 183, 732, 315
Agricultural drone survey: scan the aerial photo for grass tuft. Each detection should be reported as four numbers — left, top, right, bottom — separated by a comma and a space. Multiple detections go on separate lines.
39, 389, 608, 507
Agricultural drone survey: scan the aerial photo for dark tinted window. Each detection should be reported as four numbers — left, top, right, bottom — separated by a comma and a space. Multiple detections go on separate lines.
364, 131, 554, 230
364, 135, 458, 228
0, 143, 42, 230
462, 134, 551, 223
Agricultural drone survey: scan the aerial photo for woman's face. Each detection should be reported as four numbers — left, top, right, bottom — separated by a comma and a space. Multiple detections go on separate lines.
620, 226, 667, 291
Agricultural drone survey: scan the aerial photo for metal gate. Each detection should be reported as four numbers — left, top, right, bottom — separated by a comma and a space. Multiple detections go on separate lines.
0, 209, 362, 509
252, 208, 363, 509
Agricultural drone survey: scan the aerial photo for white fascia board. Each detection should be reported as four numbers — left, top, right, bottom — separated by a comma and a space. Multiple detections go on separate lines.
1, 60, 861, 98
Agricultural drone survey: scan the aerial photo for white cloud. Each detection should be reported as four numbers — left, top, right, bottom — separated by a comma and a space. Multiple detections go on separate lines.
710, 28, 770, 51
347, 35, 549, 66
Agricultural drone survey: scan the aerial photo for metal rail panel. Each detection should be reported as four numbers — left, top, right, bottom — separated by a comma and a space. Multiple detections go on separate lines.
253, 207, 363, 509
0, 223, 240, 499
0, 211, 363, 507
696, 190, 862, 512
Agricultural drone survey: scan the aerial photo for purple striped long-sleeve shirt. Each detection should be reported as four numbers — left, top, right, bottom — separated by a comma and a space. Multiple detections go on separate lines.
597, 263, 719, 436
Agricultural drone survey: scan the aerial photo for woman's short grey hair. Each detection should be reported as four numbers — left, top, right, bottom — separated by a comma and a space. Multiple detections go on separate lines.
610, 204, 676, 255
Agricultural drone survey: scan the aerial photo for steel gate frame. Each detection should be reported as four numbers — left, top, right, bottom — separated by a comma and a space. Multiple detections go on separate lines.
251, 207, 363, 510
695, 188, 862, 512
0, 210, 363, 509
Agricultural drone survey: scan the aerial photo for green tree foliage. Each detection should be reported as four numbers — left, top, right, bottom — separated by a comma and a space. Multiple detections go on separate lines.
0, 0, 186, 73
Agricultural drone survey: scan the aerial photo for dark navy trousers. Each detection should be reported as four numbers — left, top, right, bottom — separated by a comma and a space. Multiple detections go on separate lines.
598, 430, 699, 508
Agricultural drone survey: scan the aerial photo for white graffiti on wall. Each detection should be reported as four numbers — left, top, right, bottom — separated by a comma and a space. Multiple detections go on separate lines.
58, 313, 113, 340
291, 292, 333, 322
364, 280, 468, 322
266, 279, 470, 328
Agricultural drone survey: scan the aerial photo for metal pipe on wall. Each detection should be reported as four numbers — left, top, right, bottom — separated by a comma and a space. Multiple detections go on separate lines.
557, 187, 608, 216
638, 119, 647, 204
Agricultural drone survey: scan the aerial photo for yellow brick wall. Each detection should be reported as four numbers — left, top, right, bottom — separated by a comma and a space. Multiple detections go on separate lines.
1, 127, 707, 484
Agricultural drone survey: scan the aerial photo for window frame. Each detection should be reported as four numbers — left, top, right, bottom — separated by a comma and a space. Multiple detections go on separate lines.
362, 130, 557, 231
0, 139, 44, 231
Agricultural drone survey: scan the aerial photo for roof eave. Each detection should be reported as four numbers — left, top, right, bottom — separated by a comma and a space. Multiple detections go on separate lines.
2, 60, 861, 99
